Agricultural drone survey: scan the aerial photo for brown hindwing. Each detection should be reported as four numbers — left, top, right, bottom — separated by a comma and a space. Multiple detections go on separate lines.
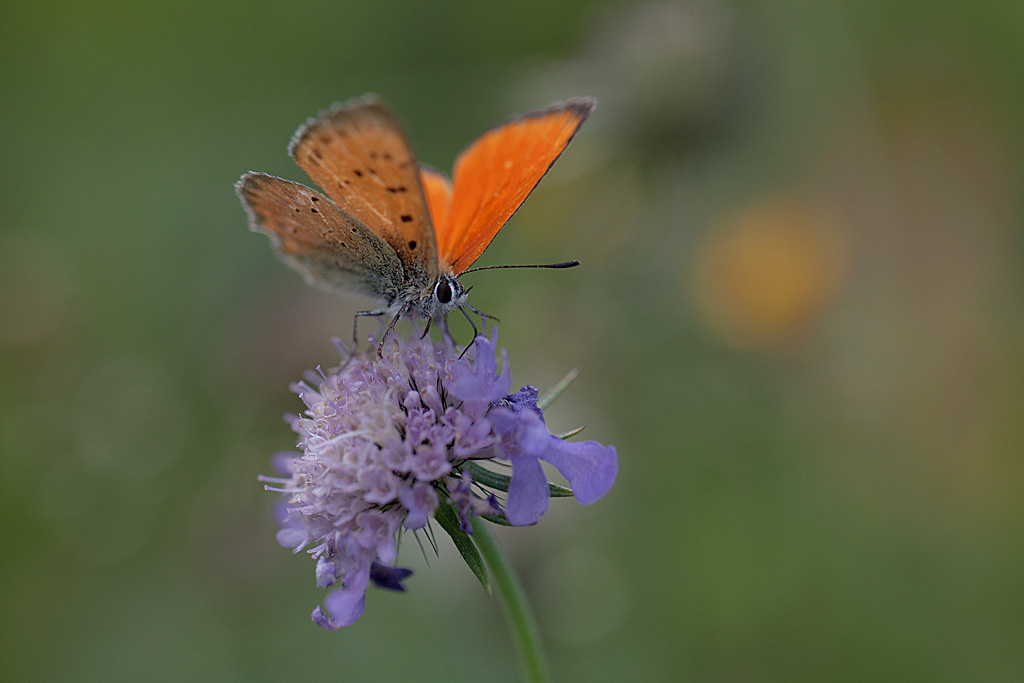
236, 172, 404, 304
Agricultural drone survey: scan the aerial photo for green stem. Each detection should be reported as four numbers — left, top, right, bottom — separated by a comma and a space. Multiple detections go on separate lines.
471, 518, 550, 683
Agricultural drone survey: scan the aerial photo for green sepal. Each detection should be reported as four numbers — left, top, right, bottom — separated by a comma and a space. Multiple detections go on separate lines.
482, 512, 513, 526
548, 482, 574, 498
468, 462, 512, 492
538, 367, 580, 410
557, 425, 585, 440
435, 500, 490, 594
469, 462, 574, 498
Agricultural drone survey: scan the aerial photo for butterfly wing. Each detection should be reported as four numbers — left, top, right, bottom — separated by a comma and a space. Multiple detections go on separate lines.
288, 95, 438, 286
419, 166, 453, 237
435, 98, 595, 274
236, 172, 405, 304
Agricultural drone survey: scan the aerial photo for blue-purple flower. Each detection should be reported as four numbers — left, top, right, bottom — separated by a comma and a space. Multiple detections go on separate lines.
260, 328, 617, 629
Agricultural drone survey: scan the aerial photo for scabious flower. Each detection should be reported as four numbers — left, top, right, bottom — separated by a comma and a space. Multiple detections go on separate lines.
260, 328, 617, 629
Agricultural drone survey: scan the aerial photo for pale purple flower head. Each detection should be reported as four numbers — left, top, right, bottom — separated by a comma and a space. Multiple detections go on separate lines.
260, 328, 617, 629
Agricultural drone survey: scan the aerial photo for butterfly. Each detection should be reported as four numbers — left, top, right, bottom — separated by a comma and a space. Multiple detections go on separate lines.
236, 94, 595, 344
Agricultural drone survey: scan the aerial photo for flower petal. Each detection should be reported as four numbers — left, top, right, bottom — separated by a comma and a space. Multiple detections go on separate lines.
448, 335, 510, 413
505, 454, 550, 526
313, 560, 370, 629
399, 482, 438, 530
313, 590, 366, 629
540, 439, 618, 505
369, 562, 413, 592
275, 527, 307, 550
505, 386, 542, 417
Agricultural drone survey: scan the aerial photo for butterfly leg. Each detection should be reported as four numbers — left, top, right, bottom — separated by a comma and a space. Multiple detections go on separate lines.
457, 306, 480, 358
353, 307, 391, 351
465, 302, 499, 338
464, 302, 498, 326
376, 309, 409, 357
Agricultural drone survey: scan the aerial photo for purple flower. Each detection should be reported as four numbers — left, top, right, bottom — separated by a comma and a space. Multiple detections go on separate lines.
491, 390, 618, 525
260, 327, 618, 629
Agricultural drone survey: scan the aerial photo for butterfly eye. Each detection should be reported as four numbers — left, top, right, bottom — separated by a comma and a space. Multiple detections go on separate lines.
434, 280, 453, 304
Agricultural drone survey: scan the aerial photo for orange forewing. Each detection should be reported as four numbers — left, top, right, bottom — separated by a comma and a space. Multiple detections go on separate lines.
435, 99, 595, 274
418, 167, 453, 240
288, 97, 437, 278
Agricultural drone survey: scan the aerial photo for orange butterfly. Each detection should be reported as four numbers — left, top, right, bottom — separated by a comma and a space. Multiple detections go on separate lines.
236, 94, 594, 340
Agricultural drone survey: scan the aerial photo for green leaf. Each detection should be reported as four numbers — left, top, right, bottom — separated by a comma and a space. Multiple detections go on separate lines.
537, 367, 580, 410
469, 462, 512, 492
435, 501, 490, 594
470, 462, 574, 498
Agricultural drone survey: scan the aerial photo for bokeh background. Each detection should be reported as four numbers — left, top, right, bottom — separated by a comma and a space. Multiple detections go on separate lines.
3, 1, 1023, 681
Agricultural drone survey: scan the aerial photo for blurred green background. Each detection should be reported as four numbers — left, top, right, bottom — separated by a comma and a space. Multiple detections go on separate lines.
3, 0, 1023, 680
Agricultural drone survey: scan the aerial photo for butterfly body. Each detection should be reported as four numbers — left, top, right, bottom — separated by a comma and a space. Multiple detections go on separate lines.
237, 94, 594, 330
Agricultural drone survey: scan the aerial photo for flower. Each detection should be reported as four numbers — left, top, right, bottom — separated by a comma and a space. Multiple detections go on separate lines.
260, 328, 618, 629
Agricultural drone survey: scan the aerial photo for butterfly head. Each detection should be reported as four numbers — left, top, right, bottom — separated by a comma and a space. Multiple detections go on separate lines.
394, 272, 469, 322
430, 273, 467, 316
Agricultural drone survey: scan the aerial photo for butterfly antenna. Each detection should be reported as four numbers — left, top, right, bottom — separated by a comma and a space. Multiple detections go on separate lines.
460, 260, 581, 275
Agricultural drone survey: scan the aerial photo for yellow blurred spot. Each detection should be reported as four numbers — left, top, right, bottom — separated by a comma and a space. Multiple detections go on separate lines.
693, 196, 845, 349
